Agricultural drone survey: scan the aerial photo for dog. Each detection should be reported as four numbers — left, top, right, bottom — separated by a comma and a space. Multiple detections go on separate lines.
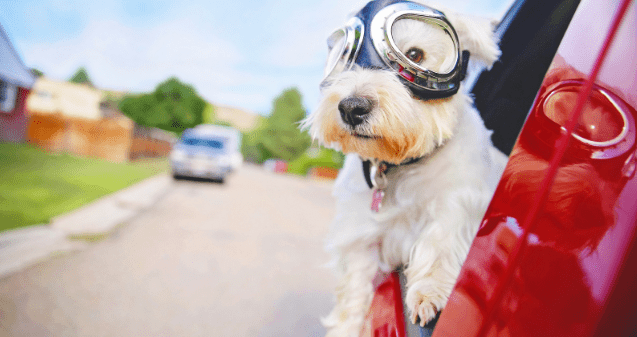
302, 0, 508, 336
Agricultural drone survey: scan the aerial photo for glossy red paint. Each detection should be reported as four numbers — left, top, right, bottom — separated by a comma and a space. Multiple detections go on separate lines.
361, 272, 406, 337
434, 0, 637, 336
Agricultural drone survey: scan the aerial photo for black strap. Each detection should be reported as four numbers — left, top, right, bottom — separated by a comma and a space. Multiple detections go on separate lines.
363, 160, 374, 189
362, 157, 423, 189
459, 50, 470, 81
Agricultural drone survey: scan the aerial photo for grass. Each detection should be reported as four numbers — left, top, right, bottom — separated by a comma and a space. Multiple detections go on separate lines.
0, 142, 168, 232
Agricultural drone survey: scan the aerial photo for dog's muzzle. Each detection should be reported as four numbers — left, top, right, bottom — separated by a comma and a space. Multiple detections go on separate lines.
321, 0, 469, 100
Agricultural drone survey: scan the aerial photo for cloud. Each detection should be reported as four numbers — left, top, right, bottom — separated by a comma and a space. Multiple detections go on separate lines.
17, 5, 325, 112
20, 15, 247, 95
14, 0, 513, 113
262, 0, 369, 69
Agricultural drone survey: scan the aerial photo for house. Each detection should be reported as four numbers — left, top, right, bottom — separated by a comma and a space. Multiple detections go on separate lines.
0, 23, 36, 142
213, 104, 261, 132
26, 77, 174, 162
27, 77, 109, 120
25, 77, 136, 162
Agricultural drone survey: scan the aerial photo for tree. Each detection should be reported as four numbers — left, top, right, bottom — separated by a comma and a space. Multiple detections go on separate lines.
241, 88, 311, 163
68, 67, 93, 86
119, 77, 205, 132
30, 68, 43, 78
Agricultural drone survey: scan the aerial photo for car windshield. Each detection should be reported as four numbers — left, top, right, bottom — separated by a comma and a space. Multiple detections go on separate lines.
182, 137, 225, 150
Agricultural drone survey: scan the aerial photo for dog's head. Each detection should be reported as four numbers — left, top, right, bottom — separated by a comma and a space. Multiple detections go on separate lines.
303, 0, 500, 164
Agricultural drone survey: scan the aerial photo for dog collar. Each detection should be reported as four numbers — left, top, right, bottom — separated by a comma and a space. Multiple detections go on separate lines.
363, 156, 424, 212
322, 0, 470, 100
362, 139, 447, 212
361, 157, 422, 189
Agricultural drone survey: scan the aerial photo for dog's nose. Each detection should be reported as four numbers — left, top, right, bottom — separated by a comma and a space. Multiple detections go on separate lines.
338, 97, 373, 127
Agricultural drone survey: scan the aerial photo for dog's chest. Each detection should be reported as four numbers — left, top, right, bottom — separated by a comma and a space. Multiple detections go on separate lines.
374, 179, 437, 267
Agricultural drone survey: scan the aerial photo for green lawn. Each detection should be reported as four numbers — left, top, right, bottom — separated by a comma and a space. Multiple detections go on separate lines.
0, 142, 168, 232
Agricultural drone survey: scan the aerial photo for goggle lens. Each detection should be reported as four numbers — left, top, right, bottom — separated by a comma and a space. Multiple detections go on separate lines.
325, 29, 347, 78
389, 16, 457, 75
323, 17, 364, 82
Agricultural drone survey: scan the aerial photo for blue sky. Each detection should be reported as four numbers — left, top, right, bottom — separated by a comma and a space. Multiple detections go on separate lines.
0, 0, 512, 115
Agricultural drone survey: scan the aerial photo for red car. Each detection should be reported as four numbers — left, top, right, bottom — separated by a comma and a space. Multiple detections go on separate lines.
362, 0, 637, 336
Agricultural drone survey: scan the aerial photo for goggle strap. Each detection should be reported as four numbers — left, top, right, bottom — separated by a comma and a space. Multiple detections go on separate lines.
460, 50, 470, 82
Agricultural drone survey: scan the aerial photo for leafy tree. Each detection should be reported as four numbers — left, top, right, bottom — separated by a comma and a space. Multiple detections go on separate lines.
202, 103, 216, 124
119, 77, 205, 132
30, 68, 43, 77
241, 88, 311, 163
241, 128, 267, 164
68, 67, 93, 86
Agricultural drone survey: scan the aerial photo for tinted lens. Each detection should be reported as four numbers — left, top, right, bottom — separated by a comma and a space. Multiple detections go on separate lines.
324, 29, 347, 78
390, 16, 457, 74
323, 17, 364, 82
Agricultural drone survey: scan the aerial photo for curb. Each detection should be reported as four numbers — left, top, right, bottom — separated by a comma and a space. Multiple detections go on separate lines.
0, 173, 173, 279
0, 225, 87, 279
51, 173, 172, 236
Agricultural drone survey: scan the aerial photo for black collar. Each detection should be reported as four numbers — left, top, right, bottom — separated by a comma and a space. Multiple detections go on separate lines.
362, 157, 423, 189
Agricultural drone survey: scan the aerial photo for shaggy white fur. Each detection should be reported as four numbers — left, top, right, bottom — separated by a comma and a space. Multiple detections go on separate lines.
302, 2, 508, 336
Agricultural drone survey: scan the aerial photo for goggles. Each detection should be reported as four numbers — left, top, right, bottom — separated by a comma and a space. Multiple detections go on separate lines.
322, 0, 470, 99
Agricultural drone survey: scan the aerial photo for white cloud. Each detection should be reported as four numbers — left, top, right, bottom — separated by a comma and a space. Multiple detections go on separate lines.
15, 0, 514, 113
263, 0, 368, 68
21, 16, 246, 94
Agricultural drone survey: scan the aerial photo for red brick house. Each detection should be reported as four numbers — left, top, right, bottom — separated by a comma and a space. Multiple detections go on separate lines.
0, 23, 35, 142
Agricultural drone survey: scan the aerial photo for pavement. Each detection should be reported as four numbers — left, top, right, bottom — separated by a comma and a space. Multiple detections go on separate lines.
0, 165, 337, 336
0, 173, 173, 279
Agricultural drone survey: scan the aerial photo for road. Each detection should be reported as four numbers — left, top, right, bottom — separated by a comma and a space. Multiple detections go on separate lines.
0, 165, 338, 337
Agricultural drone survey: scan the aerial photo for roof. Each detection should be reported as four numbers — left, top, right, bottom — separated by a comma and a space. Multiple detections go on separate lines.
0, 23, 35, 88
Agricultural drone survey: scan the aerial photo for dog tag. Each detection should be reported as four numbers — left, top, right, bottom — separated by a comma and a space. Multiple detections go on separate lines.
371, 189, 384, 212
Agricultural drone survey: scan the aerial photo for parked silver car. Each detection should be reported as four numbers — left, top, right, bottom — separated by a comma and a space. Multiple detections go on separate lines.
170, 125, 242, 182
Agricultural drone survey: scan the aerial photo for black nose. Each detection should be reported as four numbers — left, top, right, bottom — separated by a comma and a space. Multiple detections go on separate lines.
338, 97, 373, 127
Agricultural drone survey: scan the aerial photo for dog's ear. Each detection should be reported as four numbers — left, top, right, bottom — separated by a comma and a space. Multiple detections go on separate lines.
444, 11, 501, 70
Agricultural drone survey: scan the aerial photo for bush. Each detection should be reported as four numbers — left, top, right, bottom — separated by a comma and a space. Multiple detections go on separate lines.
287, 147, 345, 176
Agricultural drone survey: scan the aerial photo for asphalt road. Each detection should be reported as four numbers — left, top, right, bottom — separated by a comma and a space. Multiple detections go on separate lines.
0, 165, 338, 337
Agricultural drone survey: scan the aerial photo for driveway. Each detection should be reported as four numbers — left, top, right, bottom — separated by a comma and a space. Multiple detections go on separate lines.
0, 165, 337, 337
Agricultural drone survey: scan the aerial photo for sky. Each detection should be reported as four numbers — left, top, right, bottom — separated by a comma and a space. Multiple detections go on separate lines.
0, 0, 512, 115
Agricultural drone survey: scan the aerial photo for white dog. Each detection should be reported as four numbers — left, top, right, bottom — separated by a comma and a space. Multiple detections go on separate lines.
303, 0, 508, 336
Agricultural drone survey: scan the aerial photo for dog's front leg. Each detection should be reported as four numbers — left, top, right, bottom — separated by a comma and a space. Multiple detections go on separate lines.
324, 245, 381, 337
404, 217, 475, 326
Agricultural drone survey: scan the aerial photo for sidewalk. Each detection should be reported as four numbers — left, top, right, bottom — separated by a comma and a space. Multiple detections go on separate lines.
0, 173, 173, 279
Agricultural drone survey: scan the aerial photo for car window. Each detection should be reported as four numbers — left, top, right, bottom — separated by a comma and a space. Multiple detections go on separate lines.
205, 139, 224, 149
182, 137, 225, 150
471, 0, 581, 155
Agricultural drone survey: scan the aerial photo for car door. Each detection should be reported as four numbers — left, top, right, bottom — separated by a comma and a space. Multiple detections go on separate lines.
434, 0, 637, 336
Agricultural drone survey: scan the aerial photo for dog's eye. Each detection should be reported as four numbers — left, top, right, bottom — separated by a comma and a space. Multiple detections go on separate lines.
406, 48, 425, 64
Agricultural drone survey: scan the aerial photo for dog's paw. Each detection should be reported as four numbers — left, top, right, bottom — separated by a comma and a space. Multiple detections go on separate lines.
405, 287, 447, 327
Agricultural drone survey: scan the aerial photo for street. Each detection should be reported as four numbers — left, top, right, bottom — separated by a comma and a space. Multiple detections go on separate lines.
0, 165, 337, 337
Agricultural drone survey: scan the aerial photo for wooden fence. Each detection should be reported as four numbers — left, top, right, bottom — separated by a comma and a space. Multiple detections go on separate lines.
26, 112, 172, 163
129, 137, 173, 160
